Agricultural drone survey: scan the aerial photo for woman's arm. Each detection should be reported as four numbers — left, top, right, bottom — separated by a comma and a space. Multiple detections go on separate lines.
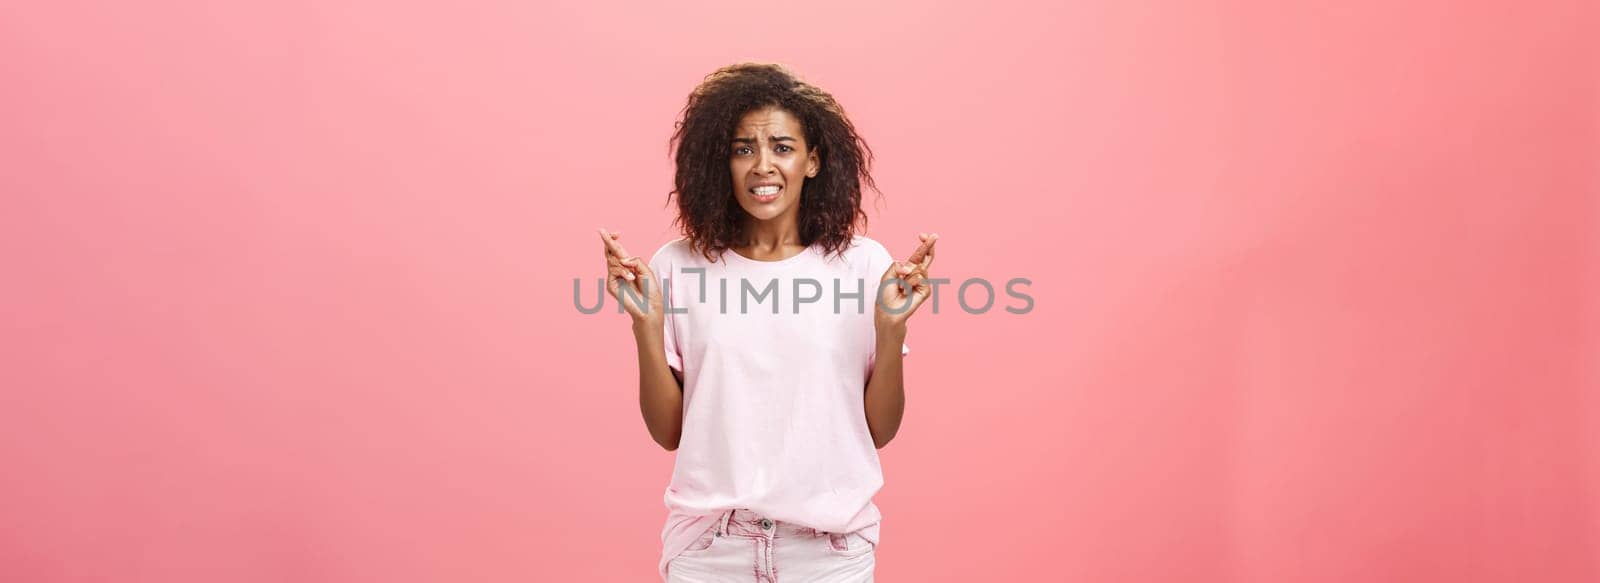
634, 319, 685, 451
599, 228, 683, 451
866, 232, 938, 450
864, 322, 908, 448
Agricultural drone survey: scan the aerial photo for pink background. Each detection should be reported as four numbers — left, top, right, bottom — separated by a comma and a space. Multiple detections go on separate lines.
3, 0, 1597, 581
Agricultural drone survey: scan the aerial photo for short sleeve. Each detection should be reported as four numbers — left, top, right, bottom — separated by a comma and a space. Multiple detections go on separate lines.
649, 242, 684, 373
861, 237, 911, 358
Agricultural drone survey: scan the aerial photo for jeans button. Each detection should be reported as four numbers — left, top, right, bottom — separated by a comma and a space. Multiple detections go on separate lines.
760, 519, 773, 530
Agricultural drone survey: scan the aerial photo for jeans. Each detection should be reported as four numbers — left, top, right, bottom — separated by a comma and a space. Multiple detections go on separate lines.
665, 509, 876, 582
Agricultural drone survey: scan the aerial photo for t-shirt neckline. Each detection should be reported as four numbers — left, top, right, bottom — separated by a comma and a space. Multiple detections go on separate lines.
721, 244, 816, 267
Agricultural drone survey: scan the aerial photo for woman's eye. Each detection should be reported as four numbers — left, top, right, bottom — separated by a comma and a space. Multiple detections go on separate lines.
734, 147, 751, 155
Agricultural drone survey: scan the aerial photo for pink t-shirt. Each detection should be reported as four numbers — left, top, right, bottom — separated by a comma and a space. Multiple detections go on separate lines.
648, 234, 909, 580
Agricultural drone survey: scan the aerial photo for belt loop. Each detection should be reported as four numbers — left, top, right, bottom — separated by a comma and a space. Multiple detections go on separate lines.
717, 509, 734, 536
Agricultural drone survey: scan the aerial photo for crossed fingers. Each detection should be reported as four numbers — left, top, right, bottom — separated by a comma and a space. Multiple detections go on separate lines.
599, 228, 640, 283
895, 232, 939, 288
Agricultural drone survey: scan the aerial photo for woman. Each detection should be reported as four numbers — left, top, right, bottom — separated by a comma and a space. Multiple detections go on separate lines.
599, 62, 938, 582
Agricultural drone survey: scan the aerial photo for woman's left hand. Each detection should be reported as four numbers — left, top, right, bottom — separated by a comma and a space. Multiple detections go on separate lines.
875, 232, 939, 329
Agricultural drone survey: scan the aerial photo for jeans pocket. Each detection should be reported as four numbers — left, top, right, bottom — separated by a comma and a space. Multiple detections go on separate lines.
676, 525, 722, 558
826, 531, 874, 558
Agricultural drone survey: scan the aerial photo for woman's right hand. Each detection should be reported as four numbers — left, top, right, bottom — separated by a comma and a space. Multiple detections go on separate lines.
598, 227, 664, 328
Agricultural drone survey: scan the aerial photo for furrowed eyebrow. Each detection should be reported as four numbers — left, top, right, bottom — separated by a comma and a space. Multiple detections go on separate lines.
731, 136, 798, 144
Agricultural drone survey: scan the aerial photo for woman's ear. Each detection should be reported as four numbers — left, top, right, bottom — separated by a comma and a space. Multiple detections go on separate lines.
807, 151, 820, 177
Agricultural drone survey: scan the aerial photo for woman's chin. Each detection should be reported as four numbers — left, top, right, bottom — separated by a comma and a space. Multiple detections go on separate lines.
738, 203, 789, 222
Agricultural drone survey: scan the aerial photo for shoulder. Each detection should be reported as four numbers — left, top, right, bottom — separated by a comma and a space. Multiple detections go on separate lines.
849, 234, 887, 255
848, 235, 892, 262
845, 235, 896, 274
648, 237, 693, 265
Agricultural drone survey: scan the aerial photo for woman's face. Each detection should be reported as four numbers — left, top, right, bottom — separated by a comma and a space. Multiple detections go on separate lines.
729, 106, 819, 225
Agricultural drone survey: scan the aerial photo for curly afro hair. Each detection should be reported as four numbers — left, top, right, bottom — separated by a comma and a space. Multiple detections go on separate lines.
668, 62, 878, 263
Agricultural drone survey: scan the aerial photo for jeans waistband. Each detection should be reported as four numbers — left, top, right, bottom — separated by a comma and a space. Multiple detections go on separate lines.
714, 508, 828, 538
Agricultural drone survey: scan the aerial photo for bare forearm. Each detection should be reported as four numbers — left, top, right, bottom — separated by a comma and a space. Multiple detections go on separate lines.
634, 320, 684, 451
864, 323, 907, 448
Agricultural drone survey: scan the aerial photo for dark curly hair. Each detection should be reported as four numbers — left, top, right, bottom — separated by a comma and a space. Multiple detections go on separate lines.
668, 62, 878, 263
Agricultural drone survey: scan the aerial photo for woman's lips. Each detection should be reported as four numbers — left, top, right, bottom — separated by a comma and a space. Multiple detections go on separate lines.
749, 185, 781, 202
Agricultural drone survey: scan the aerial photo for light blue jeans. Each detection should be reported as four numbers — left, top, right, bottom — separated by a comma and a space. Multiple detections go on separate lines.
665, 509, 876, 582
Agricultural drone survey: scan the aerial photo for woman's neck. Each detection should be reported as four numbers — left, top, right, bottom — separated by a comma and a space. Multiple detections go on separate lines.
737, 217, 804, 258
